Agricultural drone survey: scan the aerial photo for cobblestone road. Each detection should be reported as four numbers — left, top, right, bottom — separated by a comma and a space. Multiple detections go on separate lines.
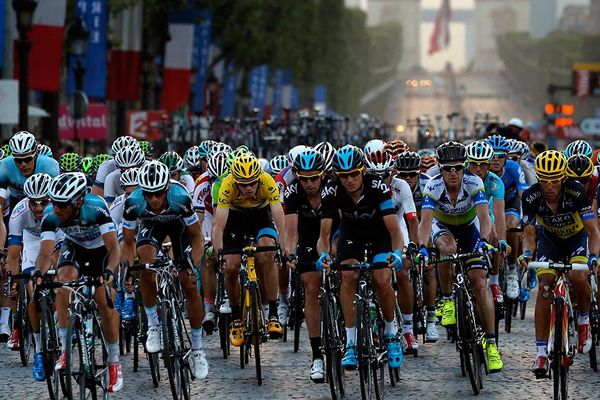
1, 290, 599, 400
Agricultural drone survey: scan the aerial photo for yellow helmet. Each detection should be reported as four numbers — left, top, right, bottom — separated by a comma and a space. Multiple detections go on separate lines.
231, 154, 262, 183
534, 150, 566, 180
565, 154, 594, 179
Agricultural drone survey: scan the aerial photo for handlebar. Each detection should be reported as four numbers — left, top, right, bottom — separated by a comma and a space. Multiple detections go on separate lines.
219, 245, 282, 256
528, 262, 588, 272
332, 263, 391, 271
427, 252, 485, 265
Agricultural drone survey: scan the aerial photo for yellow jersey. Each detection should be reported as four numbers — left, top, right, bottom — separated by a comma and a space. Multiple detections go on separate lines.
217, 172, 280, 211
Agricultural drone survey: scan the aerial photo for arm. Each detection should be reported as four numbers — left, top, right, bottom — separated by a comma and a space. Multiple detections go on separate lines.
211, 207, 229, 254
5, 245, 21, 275
34, 240, 56, 275
102, 230, 121, 273
492, 199, 506, 242
476, 203, 492, 240
584, 217, 600, 256
186, 220, 205, 267
522, 225, 537, 255
316, 218, 333, 255
284, 214, 298, 256
407, 216, 418, 244
418, 209, 434, 247
383, 214, 404, 250
270, 202, 286, 249
121, 227, 136, 266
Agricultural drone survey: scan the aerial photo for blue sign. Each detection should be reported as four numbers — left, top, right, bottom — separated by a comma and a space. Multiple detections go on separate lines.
0, 1, 5, 69
192, 10, 212, 113
248, 65, 269, 118
66, 0, 108, 99
272, 69, 293, 120
220, 63, 237, 118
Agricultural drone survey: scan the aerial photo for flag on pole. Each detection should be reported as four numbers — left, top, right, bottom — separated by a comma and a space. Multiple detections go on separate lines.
13, 0, 67, 92
161, 12, 195, 111
220, 63, 238, 118
428, 0, 451, 55
192, 10, 212, 113
248, 65, 269, 118
107, 4, 143, 101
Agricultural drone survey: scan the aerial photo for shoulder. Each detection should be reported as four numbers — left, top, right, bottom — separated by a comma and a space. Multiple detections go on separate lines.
424, 174, 443, 191
10, 198, 29, 219
522, 184, 542, 205
110, 194, 126, 210
391, 177, 410, 192
284, 180, 300, 198
463, 172, 484, 188
83, 194, 110, 214
564, 179, 586, 198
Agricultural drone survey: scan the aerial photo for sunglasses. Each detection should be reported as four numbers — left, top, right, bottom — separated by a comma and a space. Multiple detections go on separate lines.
468, 160, 490, 166
51, 200, 72, 209
337, 170, 362, 179
14, 156, 34, 165
397, 171, 419, 178
30, 199, 50, 208
441, 164, 465, 173
142, 189, 167, 198
538, 178, 563, 184
298, 173, 322, 182
492, 152, 507, 160
236, 180, 259, 188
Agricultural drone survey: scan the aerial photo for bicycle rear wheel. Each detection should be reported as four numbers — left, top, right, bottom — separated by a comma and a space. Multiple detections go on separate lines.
456, 287, 481, 395
504, 299, 513, 333
249, 283, 263, 385
552, 299, 564, 400
17, 281, 33, 366
520, 300, 527, 320
41, 298, 62, 400
293, 283, 303, 353
590, 300, 599, 372
218, 312, 230, 359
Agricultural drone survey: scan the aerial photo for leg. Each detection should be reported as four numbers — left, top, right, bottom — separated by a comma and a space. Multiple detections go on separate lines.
467, 269, 495, 334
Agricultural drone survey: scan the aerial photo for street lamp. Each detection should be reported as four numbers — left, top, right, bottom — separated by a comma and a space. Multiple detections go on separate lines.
68, 16, 89, 91
12, 0, 38, 131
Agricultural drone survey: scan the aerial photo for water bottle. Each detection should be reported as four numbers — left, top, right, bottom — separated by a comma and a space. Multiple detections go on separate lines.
85, 314, 94, 347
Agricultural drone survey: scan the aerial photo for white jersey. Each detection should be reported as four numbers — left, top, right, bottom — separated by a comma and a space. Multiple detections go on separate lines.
391, 177, 417, 245
109, 194, 126, 240
94, 159, 117, 190
519, 159, 537, 186
180, 173, 196, 194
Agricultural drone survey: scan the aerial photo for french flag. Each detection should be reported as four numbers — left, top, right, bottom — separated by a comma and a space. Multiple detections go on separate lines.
107, 4, 143, 101
428, 0, 451, 55
161, 13, 195, 112
13, 0, 67, 92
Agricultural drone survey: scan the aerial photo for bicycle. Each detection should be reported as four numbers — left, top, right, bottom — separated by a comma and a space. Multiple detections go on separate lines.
589, 264, 599, 372
214, 254, 231, 360
428, 251, 489, 395
408, 249, 427, 352
529, 261, 588, 400
5, 270, 34, 366
124, 256, 195, 400
285, 266, 304, 353
219, 243, 284, 386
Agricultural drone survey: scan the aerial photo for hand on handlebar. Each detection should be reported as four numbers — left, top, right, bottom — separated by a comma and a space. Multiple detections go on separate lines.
316, 252, 331, 272
388, 249, 403, 271
286, 254, 298, 270
477, 239, 495, 255
414, 245, 429, 264
517, 250, 532, 268
497, 239, 512, 256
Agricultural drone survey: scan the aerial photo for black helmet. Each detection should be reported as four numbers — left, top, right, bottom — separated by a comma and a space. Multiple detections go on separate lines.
436, 141, 466, 164
293, 149, 325, 173
332, 145, 365, 172
565, 154, 594, 179
395, 151, 421, 171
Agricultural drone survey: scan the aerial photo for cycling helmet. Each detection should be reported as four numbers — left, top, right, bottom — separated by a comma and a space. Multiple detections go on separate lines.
288, 145, 311, 166
269, 155, 288, 175
258, 158, 269, 173
209, 142, 232, 157
420, 154, 437, 171
119, 167, 139, 188
198, 140, 214, 159
417, 148, 435, 157
365, 149, 394, 173
184, 146, 202, 169
534, 150, 567, 181
485, 135, 510, 153
507, 118, 524, 129
364, 139, 386, 154
436, 141, 467, 164
227, 146, 252, 169
111, 136, 138, 155
48, 172, 88, 204
466, 141, 494, 162
158, 151, 184, 172
395, 151, 421, 171
314, 142, 336, 171
80, 156, 93, 174
564, 140, 593, 159
231, 154, 262, 183
0, 148, 5, 161
293, 149, 325, 173
565, 154, 594, 179
9, 131, 37, 155
384, 139, 409, 159
138, 161, 170, 192
530, 141, 548, 156
93, 154, 112, 173
37, 144, 53, 158
24, 173, 52, 199
332, 145, 365, 172
138, 140, 154, 159
115, 146, 145, 169
515, 141, 530, 160
59, 153, 80, 172
208, 151, 229, 178
2, 144, 10, 156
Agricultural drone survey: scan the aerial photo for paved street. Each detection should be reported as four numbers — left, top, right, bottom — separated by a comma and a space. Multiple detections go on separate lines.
1, 289, 600, 400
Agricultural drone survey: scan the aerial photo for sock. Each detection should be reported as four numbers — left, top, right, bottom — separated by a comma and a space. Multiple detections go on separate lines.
107, 342, 119, 364
0, 307, 10, 325
33, 332, 42, 353
191, 328, 203, 351
144, 306, 159, 326
426, 307, 436, 323
578, 312, 590, 325
402, 313, 413, 334
59, 328, 68, 352
232, 305, 242, 321
279, 289, 289, 304
204, 298, 215, 313
488, 274, 499, 286
346, 327, 356, 346
384, 319, 398, 337
441, 293, 452, 301
263, 304, 270, 318
124, 292, 135, 299
536, 339, 548, 357
484, 333, 496, 342
310, 337, 323, 360
268, 301, 278, 319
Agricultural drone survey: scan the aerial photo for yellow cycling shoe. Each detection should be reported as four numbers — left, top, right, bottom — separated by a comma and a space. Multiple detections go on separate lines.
267, 317, 283, 339
229, 320, 245, 347
441, 299, 456, 327
434, 301, 443, 319
487, 343, 503, 373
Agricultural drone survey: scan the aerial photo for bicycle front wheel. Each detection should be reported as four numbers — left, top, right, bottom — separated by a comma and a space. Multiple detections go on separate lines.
18, 281, 33, 366
41, 298, 62, 400
249, 283, 263, 385
356, 299, 377, 400
322, 293, 344, 400
65, 314, 95, 400
455, 287, 481, 395
161, 302, 183, 400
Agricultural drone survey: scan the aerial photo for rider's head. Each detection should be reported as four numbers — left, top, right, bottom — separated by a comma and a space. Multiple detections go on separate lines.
10, 131, 38, 177
395, 151, 421, 190
139, 161, 170, 212
24, 173, 52, 220
565, 154, 594, 188
436, 141, 466, 189
293, 149, 325, 195
535, 150, 567, 202
485, 135, 510, 173
333, 145, 365, 194
466, 141, 493, 180
231, 154, 262, 197
365, 146, 394, 184
159, 151, 184, 182
119, 167, 139, 197
48, 173, 88, 221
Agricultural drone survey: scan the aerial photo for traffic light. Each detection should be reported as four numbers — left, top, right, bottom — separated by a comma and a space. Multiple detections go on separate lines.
544, 103, 574, 127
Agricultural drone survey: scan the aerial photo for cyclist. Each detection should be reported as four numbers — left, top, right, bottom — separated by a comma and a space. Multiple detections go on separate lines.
316, 144, 404, 370
138, 140, 154, 161
159, 151, 196, 194
314, 141, 336, 172
416, 141, 503, 372
33, 172, 123, 392
185, 146, 204, 181
268, 154, 289, 177
508, 139, 537, 186
103, 145, 145, 205
91, 135, 138, 195
212, 154, 286, 345
92, 153, 112, 180
520, 150, 599, 377
121, 161, 208, 380
37, 144, 53, 159
283, 149, 334, 382
565, 154, 597, 204
59, 152, 80, 173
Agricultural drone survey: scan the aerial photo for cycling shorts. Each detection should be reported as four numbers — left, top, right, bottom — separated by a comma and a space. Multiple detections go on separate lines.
432, 218, 487, 270
535, 229, 588, 277
21, 230, 41, 275
57, 239, 108, 277
136, 219, 192, 269
223, 207, 277, 249
337, 230, 391, 268
297, 244, 319, 275
505, 196, 522, 221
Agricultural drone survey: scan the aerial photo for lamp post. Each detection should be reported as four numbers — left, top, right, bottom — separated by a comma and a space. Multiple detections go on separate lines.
12, 0, 38, 131
67, 16, 89, 152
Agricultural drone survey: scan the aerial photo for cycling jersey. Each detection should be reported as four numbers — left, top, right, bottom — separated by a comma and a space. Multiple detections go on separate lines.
109, 193, 127, 240
391, 177, 416, 245
497, 159, 527, 202
482, 171, 505, 221
523, 179, 593, 239
93, 159, 117, 189
409, 174, 429, 217
40, 194, 116, 249
179, 173, 195, 194
0, 155, 59, 207
519, 159, 537, 186
422, 173, 488, 226
217, 172, 280, 211
275, 166, 294, 201
192, 172, 213, 238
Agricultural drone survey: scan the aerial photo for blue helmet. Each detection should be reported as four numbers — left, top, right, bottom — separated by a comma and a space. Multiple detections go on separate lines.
332, 145, 364, 172
485, 135, 510, 153
564, 140, 592, 159
293, 149, 324, 172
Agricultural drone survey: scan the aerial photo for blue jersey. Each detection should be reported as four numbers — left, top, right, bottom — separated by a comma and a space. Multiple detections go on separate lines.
498, 159, 527, 202
482, 171, 505, 222
122, 182, 199, 231
40, 194, 116, 249
0, 155, 59, 207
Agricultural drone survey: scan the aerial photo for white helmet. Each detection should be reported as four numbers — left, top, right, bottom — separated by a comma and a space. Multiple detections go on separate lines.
208, 151, 229, 178
258, 158, 269, 173
9, 131, 37, 156
37, 144, 53, 158
184, 146, 202, 169
269, 155, 288, 175
314, 142, 336, 171
209, 142, 232, 157
114, 146, 145, 168
287, 145, 311, 166
120, 167, 139, 188
365, 149, 394, 173
364, 139, 386, 154
466, 141, 494, 162
24, 173, 52, 199
138, 161, 170, 192
49, 172, 88, 203
508, 118, 524, 130
111, 136, 138, 155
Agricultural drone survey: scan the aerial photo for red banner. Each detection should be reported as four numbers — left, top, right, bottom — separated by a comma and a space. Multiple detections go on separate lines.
58, 103, 109, 140
126, 110, 168, 140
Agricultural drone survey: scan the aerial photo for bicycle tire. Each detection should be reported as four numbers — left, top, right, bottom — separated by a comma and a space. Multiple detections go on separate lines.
552, 299, 564, 400
173, 304, 191, 400
357, 299, 375, 400
249, 283, 263, 385
17, 281, 33, 366
456, 287, 480, 395
41, 297, 61, 400
520, 300, 527, 320
293, 285, 303, 353
373, 304, 385, 400
504, 299, 513, 333
218, 312, 230, 359
590, 300, 599, 372
65, 314, 87, 400
322, 293, 339, 399
161, 301, 183, 400
494, 302, 501, 346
